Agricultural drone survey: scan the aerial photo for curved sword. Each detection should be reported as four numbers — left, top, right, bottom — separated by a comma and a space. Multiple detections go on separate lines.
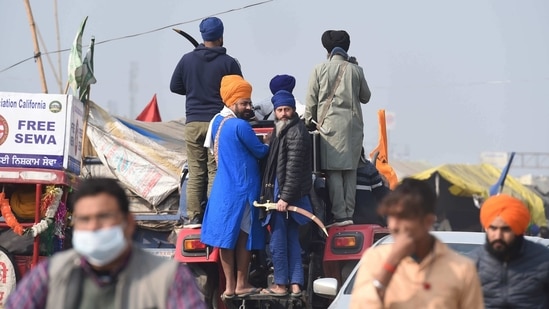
172, 28, 199, 48
253, 201, 328, 237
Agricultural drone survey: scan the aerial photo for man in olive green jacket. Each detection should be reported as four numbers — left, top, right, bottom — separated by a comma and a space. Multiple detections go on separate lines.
305, 30, 371, 227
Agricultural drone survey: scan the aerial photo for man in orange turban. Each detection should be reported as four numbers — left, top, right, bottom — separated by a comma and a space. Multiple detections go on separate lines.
480, 194, 531, 235
202, 74, 269, 299
471, 194, 549, 308
220, 75, 253, 109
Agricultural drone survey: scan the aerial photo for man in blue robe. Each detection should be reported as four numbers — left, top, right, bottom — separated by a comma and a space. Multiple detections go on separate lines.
201, 75, 269, 299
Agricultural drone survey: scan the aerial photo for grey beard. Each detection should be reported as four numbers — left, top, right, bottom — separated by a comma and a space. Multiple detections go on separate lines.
275, 119, 289, 137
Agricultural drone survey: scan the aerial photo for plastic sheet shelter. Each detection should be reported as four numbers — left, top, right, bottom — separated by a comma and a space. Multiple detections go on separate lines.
85, 101, 186, 208
411, 164, 546, 231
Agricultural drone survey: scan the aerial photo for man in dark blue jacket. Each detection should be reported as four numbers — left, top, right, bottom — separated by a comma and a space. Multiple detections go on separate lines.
170, 17, 242, 227
470, 194, 549, 309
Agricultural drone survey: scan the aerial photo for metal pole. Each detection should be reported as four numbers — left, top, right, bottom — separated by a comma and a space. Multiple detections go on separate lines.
32, 183, 42, 267
23, 0, 48, 93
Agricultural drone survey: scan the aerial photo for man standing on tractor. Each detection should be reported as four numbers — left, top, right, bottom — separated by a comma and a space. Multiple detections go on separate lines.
259, 89, 313, 297
201, 75, 269, 299
6, 178, 206, 309
353, 149, 390, 226
170, 16, 242, 228
304, 30, 371, 228
350, 178, 484, 308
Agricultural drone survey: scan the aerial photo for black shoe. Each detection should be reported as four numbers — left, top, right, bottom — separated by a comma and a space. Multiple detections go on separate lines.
183, 216, 202, 229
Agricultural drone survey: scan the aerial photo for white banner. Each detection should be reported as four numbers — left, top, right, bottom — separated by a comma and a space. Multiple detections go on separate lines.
0, 92, 83, 174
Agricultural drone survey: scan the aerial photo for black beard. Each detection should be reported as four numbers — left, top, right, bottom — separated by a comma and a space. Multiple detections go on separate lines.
485, 235, 524, 261
236, 109, 255, 120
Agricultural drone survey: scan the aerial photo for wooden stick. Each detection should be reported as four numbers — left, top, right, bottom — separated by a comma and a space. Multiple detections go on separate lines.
80, 86, 92, 173
53, 0, 63, 93
36, 27, 62, 89
23, 0, 48, 93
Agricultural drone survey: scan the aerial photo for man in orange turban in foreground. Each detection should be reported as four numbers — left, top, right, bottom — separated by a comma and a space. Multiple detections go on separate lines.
470, 194, 549, 309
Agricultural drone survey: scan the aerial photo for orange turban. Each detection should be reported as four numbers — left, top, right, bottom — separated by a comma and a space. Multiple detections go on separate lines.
480, 194, 531, 235
220, 75, 252, 107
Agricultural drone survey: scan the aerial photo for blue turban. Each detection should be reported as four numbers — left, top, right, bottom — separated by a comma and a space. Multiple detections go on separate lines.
271, 90, 296, 110
200, 17, 224, 41
269, 75, 296, 95
529, 224, 540, 236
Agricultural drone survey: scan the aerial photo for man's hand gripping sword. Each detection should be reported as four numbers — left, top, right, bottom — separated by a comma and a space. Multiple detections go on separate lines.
253, 201, 328, 237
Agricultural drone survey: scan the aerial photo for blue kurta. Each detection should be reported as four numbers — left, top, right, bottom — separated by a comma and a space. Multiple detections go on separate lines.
201, 115, 269, 250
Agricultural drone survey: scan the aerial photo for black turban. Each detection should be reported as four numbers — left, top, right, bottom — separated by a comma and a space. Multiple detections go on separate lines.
321, 30, 350, 53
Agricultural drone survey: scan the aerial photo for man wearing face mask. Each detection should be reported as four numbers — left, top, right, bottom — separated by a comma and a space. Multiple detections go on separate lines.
470, 194, 549, 309
201, 75, 269, 299
5, 178, 206, 309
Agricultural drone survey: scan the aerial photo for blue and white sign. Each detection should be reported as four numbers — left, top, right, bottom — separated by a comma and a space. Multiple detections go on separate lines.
0, 92, 84, 174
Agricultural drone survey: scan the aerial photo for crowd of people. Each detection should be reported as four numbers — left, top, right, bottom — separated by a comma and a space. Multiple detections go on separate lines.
6, 15, 549, 309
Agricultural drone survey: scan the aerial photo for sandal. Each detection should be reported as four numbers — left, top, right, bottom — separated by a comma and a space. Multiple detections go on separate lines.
260, 287, 288, 297
290, 291, 302, 297
221, 293, 235, 300
236, 287, 262, 298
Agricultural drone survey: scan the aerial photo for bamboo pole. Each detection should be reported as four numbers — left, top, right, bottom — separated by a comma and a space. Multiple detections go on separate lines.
23, 0, 48, 93
36, 28, 62, 88
53, 0, 63, 93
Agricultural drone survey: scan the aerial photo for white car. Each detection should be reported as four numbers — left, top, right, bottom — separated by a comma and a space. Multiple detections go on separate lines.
313, 231, 549, 309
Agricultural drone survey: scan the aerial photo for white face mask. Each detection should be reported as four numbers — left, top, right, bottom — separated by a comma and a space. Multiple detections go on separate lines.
72, 225, 128, 267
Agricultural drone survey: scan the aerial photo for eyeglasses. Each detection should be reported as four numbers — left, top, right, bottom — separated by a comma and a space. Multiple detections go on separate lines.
237, 101, 253, 108
72, 212, 122, 227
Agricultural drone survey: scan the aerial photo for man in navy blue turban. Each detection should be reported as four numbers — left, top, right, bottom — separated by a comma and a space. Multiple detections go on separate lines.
170, 16, 242, 228
259, 90, 313, 297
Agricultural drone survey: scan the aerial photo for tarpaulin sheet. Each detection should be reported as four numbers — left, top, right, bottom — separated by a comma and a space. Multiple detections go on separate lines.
86, 101, 186, 207
412, 163, 546, 226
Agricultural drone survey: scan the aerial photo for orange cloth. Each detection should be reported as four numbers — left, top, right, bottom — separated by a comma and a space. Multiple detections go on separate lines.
220, 75, 252, 107
370, 109, 398, 189
480, 194, 531, 235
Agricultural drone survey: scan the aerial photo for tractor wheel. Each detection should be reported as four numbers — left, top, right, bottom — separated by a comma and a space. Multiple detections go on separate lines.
187, 263, 220, 309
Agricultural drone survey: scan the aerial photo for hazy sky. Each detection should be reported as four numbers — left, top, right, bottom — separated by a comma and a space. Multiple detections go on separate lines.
1, 0, 548, 174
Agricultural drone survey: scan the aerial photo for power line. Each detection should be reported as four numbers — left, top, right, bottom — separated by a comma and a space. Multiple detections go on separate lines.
0, 0, 273, 74
370, 77, 549, 90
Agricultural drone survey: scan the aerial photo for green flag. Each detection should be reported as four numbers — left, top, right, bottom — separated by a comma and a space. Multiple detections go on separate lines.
79, 36, 96, 102
68, 16, 88, 95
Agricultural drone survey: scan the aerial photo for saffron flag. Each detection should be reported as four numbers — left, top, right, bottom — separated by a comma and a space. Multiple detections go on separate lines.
370, 109, 398, 189
136, 94, 162, 122
489, 152, 516, 196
